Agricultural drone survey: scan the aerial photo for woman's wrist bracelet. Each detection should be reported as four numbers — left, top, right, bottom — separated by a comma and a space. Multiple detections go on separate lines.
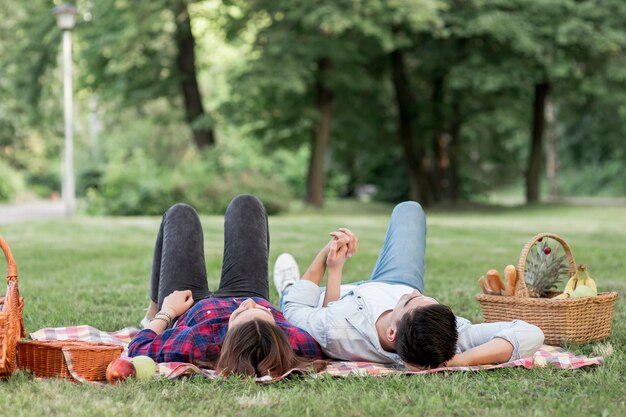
151, 316, 170, 325
156, 310, 173, 322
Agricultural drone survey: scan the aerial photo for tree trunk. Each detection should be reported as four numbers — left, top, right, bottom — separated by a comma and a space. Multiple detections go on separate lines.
305, 57, 334, 207
390, 49, 431, 206
429, 75, 445, 202
448, 99, 462, 203
173, 1, 215, 149
545, 98, 560, 200
526, 82, 550, 203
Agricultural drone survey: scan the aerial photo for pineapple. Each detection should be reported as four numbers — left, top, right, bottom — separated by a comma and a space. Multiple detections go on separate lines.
524, 239, 569, 297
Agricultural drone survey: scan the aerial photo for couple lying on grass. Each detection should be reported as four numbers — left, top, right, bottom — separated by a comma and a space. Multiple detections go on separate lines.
129, 195, 544, 377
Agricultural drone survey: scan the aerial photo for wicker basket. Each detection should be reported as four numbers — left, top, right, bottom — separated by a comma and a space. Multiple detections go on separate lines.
0, 236, 26, 379
477, 233, 618, 346
17, 339, 123, 381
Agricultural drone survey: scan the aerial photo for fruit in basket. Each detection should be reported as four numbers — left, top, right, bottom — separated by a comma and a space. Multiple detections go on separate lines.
503, 265, 517, 296
576, 264, 597, 293
524, 239, 568, 297
571, 285, 597, 298
106, 358, 136, 384
554, 264, 598, 299
130, 355, 157, 380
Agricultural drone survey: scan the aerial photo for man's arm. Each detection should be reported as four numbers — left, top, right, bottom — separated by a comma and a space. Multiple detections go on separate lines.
448, 319, 545, 367
444, 338, 514, 367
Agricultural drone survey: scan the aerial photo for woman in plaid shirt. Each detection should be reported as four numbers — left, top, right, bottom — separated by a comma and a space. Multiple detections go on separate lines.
128, 195, 325, 377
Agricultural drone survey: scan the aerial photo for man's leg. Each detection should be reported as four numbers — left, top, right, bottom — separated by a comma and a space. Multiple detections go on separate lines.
212, 195, 270, 300
151, 203, 211, 310
368, 201, 427, 292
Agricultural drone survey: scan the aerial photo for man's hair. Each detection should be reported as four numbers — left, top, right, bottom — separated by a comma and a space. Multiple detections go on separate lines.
395, 304, 458, 368
217, 319, 326, 378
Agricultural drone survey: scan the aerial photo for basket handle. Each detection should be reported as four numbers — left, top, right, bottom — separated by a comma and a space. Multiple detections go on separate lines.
1, 236, 18, 282
515, 233, 577, 298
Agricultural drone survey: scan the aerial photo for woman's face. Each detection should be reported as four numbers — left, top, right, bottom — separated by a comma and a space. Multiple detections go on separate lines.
228, 298, 276, 328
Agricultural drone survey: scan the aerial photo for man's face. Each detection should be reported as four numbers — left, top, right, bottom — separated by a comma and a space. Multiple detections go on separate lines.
389, 290, 439, 329
228, 298, 276, 328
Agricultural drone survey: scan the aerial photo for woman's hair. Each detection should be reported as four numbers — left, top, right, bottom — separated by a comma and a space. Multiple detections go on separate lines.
216, 319, 326, 378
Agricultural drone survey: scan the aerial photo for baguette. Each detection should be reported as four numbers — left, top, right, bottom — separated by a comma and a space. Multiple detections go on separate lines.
502, 265, 517, 296
486, 269, 503, 295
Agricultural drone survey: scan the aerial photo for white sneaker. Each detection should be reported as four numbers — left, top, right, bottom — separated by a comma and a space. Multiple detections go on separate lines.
273, 253, 300, 294
140, 315, 151, 329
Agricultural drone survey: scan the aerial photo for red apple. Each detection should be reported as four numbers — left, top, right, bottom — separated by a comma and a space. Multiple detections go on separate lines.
106, 358, 136, 384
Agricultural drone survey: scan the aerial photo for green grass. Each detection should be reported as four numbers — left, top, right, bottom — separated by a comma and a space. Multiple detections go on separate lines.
1, 201, 625, 417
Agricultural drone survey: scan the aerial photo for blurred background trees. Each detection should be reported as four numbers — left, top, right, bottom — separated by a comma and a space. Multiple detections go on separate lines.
1, 0, 625, 213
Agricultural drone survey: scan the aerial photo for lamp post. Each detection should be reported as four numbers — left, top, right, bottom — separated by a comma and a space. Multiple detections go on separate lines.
53, 4, 77, 216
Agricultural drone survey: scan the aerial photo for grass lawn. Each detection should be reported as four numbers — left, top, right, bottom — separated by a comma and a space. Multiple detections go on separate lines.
1, 201, 624, 417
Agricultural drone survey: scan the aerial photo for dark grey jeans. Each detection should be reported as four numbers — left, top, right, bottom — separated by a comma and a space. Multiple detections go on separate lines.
150, 195, 270, 309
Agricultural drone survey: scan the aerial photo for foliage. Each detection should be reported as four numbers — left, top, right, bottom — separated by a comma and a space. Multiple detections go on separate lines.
0, 158, 24, 202
1, 0, 626, 209
85, 138, 294, 215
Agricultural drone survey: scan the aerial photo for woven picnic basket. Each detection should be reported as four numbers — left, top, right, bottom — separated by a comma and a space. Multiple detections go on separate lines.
0, 236, 26, 378
17, 339, 123, 381
476, 233, 618, 346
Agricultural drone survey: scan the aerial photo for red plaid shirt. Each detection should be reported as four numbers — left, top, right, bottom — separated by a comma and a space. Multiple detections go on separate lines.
128, 297, 324, 364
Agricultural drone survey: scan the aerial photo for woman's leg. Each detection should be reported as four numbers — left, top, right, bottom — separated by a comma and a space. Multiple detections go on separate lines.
212, 194, 270, 300
150, 203, 211, 309
368, 201, 427, 292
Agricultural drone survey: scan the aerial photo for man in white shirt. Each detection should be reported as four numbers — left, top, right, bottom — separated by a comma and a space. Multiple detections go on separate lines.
275, 201, 544, 368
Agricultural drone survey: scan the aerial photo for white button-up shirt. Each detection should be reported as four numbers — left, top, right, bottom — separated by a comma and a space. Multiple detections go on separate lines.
283, 280, 544, 365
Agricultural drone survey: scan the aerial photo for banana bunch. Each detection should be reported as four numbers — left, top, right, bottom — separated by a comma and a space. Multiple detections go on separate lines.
554, 264, 598, 299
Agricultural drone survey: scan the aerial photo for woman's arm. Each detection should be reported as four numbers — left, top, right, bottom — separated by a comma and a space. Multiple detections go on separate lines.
128, 290, 205, 362
301, 228, 357, 286
301, 243, 333, 286
323, 240, 347, 306
144, 290, 194, 335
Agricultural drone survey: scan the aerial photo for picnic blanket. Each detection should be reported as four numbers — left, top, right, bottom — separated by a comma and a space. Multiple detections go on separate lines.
30, 325, 605, 383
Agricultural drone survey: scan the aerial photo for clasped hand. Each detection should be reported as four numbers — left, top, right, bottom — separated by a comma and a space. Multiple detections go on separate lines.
161, 290, 194, 318
326, 228, 359, 269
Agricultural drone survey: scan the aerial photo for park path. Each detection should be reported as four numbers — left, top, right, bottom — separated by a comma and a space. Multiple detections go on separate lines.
0, 201, 65, 224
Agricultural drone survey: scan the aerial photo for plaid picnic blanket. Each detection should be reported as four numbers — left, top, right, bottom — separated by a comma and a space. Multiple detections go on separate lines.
30, 325, 605, 383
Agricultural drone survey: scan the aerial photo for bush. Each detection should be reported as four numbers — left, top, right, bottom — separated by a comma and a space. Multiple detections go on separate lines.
0, 158, 23, 202
86, 139, 293, 215
559, 159, 626, 196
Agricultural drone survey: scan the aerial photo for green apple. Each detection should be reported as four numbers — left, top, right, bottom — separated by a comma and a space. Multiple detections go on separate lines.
571, 285, 597, 298
130, 355, 156, 380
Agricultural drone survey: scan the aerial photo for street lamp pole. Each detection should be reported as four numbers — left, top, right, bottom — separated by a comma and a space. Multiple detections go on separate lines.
53, 4, 77, 217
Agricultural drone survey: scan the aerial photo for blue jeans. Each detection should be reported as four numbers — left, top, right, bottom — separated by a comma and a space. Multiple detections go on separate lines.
366, 201, 426, 291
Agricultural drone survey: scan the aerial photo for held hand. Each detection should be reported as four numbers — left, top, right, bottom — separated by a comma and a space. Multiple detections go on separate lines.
327, 239, 349, 270
330, 228, 359, 258
161, 290, 194, 318
330, 227, 359, 258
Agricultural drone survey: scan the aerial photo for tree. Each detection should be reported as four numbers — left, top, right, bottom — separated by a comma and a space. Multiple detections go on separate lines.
79, 0, 215, 149
220, 0, 441, 206
463, 0, 626, 203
